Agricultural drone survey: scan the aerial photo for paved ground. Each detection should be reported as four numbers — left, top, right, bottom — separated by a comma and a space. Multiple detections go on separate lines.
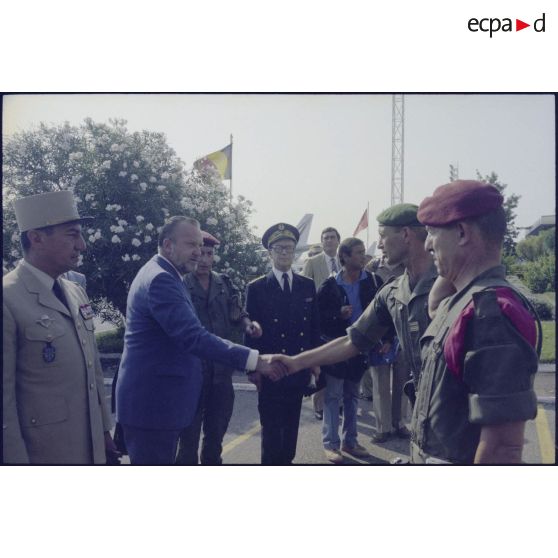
103, 363, 556, 465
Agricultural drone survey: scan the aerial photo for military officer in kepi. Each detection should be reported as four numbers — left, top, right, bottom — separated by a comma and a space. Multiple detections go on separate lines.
245, 223, 322, 465
3, 190, 118, 464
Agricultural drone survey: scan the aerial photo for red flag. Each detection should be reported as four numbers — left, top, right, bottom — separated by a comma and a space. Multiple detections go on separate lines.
353, 209, 368, 236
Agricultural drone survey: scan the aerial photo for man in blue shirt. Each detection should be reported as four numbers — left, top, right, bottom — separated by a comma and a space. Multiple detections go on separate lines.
316, 237, 386, 464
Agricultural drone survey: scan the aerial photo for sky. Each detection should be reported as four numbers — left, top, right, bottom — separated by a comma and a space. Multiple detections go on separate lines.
3, 94, 555, 250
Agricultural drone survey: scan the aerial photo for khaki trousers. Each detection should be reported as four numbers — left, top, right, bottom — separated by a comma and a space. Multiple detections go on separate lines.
371, 351, 410, 434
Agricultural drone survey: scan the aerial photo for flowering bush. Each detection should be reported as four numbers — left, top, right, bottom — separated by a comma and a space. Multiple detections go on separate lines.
3, 119, 267, 324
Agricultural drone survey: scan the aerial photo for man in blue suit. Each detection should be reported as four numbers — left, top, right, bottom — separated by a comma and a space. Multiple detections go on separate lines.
116, 216, 285, 464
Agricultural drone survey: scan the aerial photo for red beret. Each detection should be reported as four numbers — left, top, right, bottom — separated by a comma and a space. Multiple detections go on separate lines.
201, 230, 220, 247
418, 180, 504, 226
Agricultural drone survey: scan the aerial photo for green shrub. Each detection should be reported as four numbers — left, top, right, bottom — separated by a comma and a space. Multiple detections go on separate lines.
96, 327, 125, 353
528, 297, 554, 321
522, 255, 555, 294
540, 321, 555, 363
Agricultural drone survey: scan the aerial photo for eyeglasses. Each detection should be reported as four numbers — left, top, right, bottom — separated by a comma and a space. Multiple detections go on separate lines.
271, 245, 295, 255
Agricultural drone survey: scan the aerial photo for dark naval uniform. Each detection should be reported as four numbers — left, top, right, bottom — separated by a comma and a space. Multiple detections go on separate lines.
176, 271, 246, 464
245, 271, 321, 464
347, 263, 438, 387
410, 266, 540, 464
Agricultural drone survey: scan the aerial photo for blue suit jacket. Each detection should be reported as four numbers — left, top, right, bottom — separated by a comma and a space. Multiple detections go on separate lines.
116, 255, 250, 430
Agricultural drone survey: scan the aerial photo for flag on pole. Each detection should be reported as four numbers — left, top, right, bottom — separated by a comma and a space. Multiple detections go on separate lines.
353, 208, 368, 237
195, 144, 232, 179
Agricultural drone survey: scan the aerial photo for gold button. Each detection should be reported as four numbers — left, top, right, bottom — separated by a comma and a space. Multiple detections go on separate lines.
300, 348, 304, 352
281, 349, 286, 354
31, 418, 37, 424
300, 332, 304, 336
273, 318, 278, 323
281, 334, 285, 338
303, 317, 307, 321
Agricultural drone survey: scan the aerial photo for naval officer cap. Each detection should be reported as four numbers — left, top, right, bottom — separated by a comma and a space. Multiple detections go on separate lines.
262, 223, 300, 249
13, 190, 93, 233
418, 180, 504, 227
376, 203, 421, 227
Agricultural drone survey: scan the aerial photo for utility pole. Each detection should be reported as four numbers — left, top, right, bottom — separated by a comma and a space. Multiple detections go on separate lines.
391, 94, 405, 206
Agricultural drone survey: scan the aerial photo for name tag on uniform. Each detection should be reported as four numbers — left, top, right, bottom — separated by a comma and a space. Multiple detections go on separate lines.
304, 297, 313, 302
409, 321, 420, 333
79, 304, 95, 320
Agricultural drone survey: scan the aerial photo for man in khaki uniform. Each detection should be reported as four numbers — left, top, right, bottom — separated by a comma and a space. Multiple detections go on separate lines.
3, 190, 116, 464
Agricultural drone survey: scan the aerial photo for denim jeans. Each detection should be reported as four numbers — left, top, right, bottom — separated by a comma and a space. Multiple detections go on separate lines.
322, 375, 360, 450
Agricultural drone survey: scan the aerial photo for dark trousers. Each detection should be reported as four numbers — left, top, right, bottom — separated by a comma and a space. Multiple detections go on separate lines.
258, 390, 303, 465
176, 375, 235, 465
122, 424, 181, 465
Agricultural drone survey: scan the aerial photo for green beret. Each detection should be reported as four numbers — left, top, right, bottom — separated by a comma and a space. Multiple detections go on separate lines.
376, 203, 420, 227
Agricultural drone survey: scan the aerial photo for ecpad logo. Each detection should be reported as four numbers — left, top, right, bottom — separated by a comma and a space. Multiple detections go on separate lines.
468, 13, 546, 37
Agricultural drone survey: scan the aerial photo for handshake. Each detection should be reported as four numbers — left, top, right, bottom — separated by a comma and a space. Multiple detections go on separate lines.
249, 354, 320, 389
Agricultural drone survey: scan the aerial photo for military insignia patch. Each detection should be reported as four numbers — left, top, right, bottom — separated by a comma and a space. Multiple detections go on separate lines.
79, 304, 95, 320
36, 314, 54, 328
43, 342, 56, 363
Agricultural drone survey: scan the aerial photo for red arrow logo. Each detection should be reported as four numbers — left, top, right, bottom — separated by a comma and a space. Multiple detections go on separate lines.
516, 19, 530, 31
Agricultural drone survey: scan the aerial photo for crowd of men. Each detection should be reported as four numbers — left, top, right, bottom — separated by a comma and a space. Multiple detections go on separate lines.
3, 179, 542, 465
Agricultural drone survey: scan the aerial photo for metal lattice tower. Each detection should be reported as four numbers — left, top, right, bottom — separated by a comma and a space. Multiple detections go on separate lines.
391, 94, 405, 205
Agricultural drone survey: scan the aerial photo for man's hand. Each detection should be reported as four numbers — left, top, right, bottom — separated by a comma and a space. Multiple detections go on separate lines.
340, 305, 353, 320
270, 354, 299, 376
104, 431, 122, 465
256, 354, 288, 381
379, 342, 392, 355
245, 320, 263, 338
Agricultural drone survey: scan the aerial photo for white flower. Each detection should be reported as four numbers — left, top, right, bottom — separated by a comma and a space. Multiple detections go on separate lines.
224, 261, 230, 268
69, 152, 83, 161
161, 208, 169, 217
206, 217, 218, 226
89, 235, 96, 243
111, 235, 121, 244
114, 204, 122, 212
131, 238, 141, 247
157, 185, 166, 192
139, 183, 147, 192
122, 162, 127, 169
102, 160, 111, 169
136, 215, 145, 223
130, 174, 138, 182
110, 225, 124, 233
122, 254, 131, 262
101, 134, 110, 143
213, 254, 221, 263
110, 144, 120, 152
157, 226, 163, 233
145, 223, 154, 231
249, 266, 258, 274
144, 235, 152, 243
149, 176, 157, 183
74, 196, 82, 204
161, 172, 170, 180
87, 228, 95, 234
106, 204, 113, 211
85, 193, 95, 202
119, 171, 127, 177
133, 161, 140, 168
132, 254, 140, 261
118, 219, 128, 226
94, 230, 102, 240
91, 201, 98, 208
